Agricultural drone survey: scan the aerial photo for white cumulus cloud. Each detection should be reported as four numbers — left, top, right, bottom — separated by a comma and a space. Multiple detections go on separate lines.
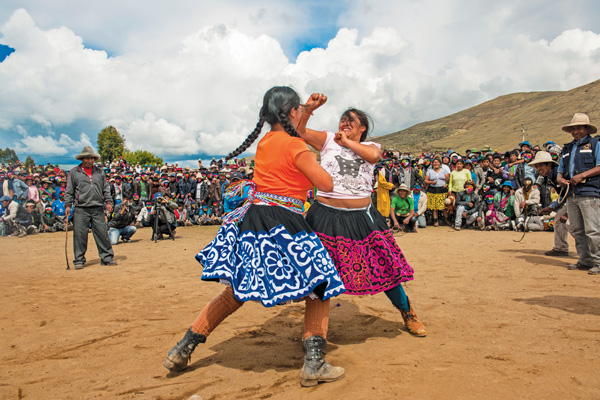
1, 4, 600, 159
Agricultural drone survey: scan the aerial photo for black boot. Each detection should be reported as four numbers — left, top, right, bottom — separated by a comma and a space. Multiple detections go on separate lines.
299, 336, 345, 387
163, 328, 206, 371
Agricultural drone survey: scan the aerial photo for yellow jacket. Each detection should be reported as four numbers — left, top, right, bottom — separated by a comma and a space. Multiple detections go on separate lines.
376, 170, 395, 217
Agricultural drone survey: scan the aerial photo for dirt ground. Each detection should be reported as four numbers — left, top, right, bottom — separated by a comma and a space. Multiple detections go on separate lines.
1, 223, 599, 400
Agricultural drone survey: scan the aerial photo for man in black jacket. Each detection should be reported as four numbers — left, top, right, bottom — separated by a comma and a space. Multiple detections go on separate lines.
64, 146, 116, 269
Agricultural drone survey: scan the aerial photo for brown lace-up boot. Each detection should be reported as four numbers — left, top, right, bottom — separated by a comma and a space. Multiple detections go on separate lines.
400, 298, 427, 337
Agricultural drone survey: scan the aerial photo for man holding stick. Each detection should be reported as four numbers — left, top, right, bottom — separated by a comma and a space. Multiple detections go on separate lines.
557, 113, 600, 274
64, 146, 117, 270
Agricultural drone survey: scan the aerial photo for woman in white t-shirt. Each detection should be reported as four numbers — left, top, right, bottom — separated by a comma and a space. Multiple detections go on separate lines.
299, 93, 426, 337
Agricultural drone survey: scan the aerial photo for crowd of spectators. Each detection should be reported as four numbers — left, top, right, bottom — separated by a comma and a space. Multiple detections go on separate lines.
0, 156, 254, 238
374, 139, 566, 233
0, 138, 576, 239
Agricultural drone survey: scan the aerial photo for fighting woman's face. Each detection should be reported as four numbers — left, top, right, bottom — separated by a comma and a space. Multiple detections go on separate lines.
338, 112, 366, 142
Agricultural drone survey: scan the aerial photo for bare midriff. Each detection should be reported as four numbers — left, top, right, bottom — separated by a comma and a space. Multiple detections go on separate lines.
317, 195, 372, 209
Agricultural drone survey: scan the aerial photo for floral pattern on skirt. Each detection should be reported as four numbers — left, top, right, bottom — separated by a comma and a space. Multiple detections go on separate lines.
427, 192, 447, 211
316, 229, 414, 295
196, 222, 346, 307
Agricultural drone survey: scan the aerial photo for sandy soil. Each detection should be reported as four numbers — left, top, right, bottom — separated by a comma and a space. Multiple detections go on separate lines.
1, 223, 599, 400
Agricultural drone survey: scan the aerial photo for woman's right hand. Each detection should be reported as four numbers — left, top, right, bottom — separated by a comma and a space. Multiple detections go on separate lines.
304, 93, 327, 114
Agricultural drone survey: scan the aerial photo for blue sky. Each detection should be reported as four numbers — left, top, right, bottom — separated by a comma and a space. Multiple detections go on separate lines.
1, 1, 600, 164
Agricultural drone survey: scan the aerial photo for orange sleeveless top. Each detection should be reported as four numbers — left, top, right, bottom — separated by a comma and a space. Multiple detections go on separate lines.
253, 131, 314, 201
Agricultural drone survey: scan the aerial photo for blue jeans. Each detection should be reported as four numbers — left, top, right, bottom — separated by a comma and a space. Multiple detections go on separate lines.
108, 225, 137, 245
566, 196, 600, 267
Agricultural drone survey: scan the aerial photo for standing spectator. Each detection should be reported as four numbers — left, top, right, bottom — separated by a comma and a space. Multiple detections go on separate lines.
448, 159, 471, 196
557, 113, 600, 274
64, 146, 116, 270
411, 184, 427, 229
11, 172, 28, 204
529, 151, 570, 256
179, 171, 196, 202
376, 163, 395, 218
424, 158, 449, 226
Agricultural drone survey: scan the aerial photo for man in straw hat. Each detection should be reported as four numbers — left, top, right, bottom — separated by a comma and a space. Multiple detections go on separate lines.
390, 184, 417, 232
529, 151, 571, 257
556, 113, 600, 275
64, 146, 117, 270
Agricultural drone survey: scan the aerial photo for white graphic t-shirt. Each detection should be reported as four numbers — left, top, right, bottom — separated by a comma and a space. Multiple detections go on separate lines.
318, 130, 380, 199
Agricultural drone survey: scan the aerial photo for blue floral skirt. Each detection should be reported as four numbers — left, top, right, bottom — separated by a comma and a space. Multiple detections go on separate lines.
196, 205, 346, 307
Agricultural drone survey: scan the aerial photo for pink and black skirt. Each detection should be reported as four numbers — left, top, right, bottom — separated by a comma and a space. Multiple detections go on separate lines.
305, 201, 414, 296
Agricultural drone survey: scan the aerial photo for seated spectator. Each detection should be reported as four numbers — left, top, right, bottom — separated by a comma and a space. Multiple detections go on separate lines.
136, 200, 153, 227
454, 180, 482, 230
108, 196, 137, 244
390, 184, 416, 232
482, 194, 510, 230
41, 204, 63, 232
24, 200, 41, 233
196, 204, 218, 225
513, 177, 543, 231
0, 195, 35, 237
130, 193, 143, 215
494, 181, 516, 220
175, 201, 193, 227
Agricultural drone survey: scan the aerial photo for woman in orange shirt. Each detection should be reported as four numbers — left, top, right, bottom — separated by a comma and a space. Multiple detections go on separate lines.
163, 87, 346, 387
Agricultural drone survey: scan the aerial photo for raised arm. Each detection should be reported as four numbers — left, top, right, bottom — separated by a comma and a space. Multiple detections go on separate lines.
296, 93, 328, 151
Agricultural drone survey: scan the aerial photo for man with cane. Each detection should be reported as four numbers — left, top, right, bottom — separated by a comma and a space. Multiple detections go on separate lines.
64, 146, 117, 270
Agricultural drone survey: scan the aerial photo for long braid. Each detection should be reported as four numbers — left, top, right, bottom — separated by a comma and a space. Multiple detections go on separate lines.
278, 111, 300, 138
226, 118, 265, 160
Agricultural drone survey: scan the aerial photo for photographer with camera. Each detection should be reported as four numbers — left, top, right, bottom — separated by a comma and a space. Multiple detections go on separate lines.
149, 192, 177, 241
108, 194, 137, 244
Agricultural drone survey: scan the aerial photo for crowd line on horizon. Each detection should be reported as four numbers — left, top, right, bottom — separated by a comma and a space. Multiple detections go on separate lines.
0, 137, 566, 238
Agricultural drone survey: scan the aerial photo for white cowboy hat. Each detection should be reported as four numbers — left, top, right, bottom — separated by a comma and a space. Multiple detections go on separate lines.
75, 146, 100, 161
396, 183, 410, 193
562, 113, 597, 134
528, 151, 558, 166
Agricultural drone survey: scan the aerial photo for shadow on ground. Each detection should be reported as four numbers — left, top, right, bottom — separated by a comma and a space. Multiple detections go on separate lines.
168, 299, 402, 376
514, 295, 600, 316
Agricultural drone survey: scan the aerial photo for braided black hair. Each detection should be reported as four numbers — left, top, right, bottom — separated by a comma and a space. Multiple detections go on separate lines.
226, 118, 265, 160
225, 86, 301, 160
278, 111, 300, 138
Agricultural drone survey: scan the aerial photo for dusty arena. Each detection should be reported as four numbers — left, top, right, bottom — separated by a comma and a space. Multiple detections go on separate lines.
1, 225, 598, 399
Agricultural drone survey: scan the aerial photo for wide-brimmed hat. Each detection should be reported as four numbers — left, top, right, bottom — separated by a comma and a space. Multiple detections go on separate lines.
528, 151, 558, 166
562, 113, 597, 134
396, 183, 410, 193
75, 146, 100, 161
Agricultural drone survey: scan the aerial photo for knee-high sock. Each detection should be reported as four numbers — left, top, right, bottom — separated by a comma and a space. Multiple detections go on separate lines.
384, 284, 409, 312
303, 297, 330, 339
190, 286, 244, 336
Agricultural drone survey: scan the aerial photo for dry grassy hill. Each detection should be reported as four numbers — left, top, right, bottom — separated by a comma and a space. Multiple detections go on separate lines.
373, 79, 600, 153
